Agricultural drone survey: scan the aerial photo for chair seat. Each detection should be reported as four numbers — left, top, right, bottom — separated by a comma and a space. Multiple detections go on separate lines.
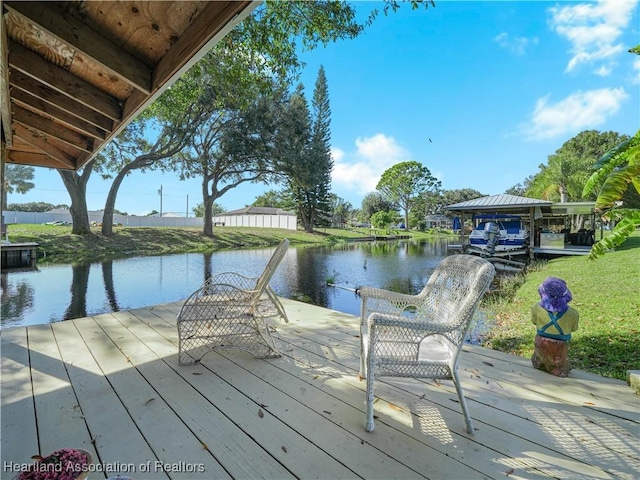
371, 336, 453, 377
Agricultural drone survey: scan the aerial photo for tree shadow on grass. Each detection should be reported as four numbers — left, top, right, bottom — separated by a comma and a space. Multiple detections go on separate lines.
483, 332, 637, 381
616, 235, 640, 251
570, 334, 639, 381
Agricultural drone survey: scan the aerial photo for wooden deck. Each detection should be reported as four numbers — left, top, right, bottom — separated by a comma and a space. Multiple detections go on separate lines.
2, 299, 638, 480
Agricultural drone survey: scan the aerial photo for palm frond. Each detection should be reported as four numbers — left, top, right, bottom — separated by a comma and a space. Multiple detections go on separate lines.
588, 212, 640, 260
592, 137, 633, 170
583, 160, 619, 197
584, 130, 640, 197
595, 164, 640, 209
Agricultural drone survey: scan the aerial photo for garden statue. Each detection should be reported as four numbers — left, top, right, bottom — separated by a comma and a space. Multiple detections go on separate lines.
530, 277, 580, 377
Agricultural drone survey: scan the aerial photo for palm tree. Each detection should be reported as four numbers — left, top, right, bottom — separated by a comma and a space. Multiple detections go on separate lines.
582, 130, 640, 259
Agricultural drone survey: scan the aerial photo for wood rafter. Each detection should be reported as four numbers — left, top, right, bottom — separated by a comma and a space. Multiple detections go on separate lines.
0, 1, 256, 171
5, 2, 152, 94
13, 104, 94, 153
10, 70, 114, 132
12, 88, 107, 141
12, 123, 77, 169
9, 40, 122, 120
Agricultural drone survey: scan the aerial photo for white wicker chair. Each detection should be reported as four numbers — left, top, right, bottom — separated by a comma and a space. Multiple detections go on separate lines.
359, 254, 495, 433
177, 239, 289, 364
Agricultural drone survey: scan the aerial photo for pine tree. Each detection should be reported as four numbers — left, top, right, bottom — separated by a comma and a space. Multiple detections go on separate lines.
309, 65, 334, 228
276, 67, 334, 232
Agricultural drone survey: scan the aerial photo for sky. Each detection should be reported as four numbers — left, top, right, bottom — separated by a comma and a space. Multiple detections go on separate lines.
7, 0, 640, 216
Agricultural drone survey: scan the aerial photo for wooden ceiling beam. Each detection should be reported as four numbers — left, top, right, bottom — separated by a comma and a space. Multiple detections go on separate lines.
6, 150, 72, 169
152, 1, 249, 90
12, 104, 94, 153
13, 89, 107, 141
9, 70, 113, 132
9, 40, 121, 120
12, 123, 77, 169
4, 2, 152, 95
0, 4, 12, 146
121, 1, 253, 124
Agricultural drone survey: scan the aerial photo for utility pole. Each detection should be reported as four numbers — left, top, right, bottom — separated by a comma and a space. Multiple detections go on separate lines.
158, 185, 163, 217
186, 194, 189, 218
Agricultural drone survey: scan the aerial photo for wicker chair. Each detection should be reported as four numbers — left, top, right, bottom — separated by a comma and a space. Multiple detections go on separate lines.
359, 254, 495, 433
177, 239, 289, 365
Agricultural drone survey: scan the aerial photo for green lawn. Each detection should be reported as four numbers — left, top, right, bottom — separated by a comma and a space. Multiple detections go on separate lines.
482, 230, 640, 381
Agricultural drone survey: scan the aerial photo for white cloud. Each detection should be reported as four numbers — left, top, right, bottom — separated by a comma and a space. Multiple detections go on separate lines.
331, 134, 410, 195
594, 65, 613, 76
521, 87, 629, 140
495, 32, 539, 56
548, 0, 637, 74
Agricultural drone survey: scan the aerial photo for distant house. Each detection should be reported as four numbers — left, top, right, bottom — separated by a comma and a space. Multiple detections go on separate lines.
425, 214, 452, 229
213, 207, 297, 230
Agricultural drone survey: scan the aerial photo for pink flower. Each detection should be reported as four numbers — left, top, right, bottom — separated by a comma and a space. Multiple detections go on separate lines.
16, 449, 90, 480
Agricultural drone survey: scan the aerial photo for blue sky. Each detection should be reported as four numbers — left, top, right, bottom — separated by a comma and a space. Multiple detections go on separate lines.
8, 0, 639, 216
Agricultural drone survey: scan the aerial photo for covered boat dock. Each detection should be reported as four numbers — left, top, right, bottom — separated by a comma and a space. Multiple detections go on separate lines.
444, 195, 598, 261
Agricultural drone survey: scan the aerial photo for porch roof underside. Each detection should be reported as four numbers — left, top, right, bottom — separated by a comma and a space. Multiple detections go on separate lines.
1, 0, 255, 171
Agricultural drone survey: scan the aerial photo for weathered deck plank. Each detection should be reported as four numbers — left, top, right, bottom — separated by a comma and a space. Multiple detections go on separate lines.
140, 300, 640, 479
26, 324, 97, 459
100, 310, 306, 480
1, 298, 638, 480
50, 320, 167, 479
136, 299, 640, 479
1, 327, 39, 467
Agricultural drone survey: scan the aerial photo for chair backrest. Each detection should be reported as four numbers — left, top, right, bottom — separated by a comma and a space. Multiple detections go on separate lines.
253, 238, 289, 301
418, 254, 495, 345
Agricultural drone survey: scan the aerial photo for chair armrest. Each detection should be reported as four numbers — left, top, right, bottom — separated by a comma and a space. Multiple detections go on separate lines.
359, 286, 419, 304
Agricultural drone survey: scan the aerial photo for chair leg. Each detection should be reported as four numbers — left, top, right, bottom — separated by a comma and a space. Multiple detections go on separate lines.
365, 374, 375, 432
359, 341, 366, 379
452, 367, 474, 434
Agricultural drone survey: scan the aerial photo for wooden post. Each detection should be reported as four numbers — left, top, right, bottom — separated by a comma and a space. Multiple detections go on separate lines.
529, 207, 535, 260
1, 139, 5, 241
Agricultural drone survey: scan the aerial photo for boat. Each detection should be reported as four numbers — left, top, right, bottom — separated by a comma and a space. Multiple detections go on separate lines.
468, 214, 529, 255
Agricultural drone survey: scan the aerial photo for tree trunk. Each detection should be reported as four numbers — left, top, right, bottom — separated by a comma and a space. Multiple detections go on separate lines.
58, 160, 95, 235
299, 204, 312, 232
202, 177, 214, 237
559, 184, 569, 203
102, 162, 136, 235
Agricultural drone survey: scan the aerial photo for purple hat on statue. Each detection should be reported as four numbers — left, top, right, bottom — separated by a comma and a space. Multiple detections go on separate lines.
538, 277, 572, 313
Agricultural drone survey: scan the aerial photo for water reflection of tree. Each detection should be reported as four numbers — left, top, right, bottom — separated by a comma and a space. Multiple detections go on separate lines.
63, 263, 91, 320
102, 260, 119, 312
0, 275, 35, 328
203, 251, 213, 283
294, 249, 330, 307
381, 276, 415, 295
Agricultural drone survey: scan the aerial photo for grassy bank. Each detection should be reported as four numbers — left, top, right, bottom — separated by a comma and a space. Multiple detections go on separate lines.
4, 223, 436, 264
483, 231, 639, 381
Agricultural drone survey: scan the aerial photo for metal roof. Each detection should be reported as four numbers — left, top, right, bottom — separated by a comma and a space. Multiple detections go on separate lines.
444, 194, 553, 212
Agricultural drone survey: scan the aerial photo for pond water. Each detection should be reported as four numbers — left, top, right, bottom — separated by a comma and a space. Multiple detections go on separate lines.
1, 238, 459, 329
